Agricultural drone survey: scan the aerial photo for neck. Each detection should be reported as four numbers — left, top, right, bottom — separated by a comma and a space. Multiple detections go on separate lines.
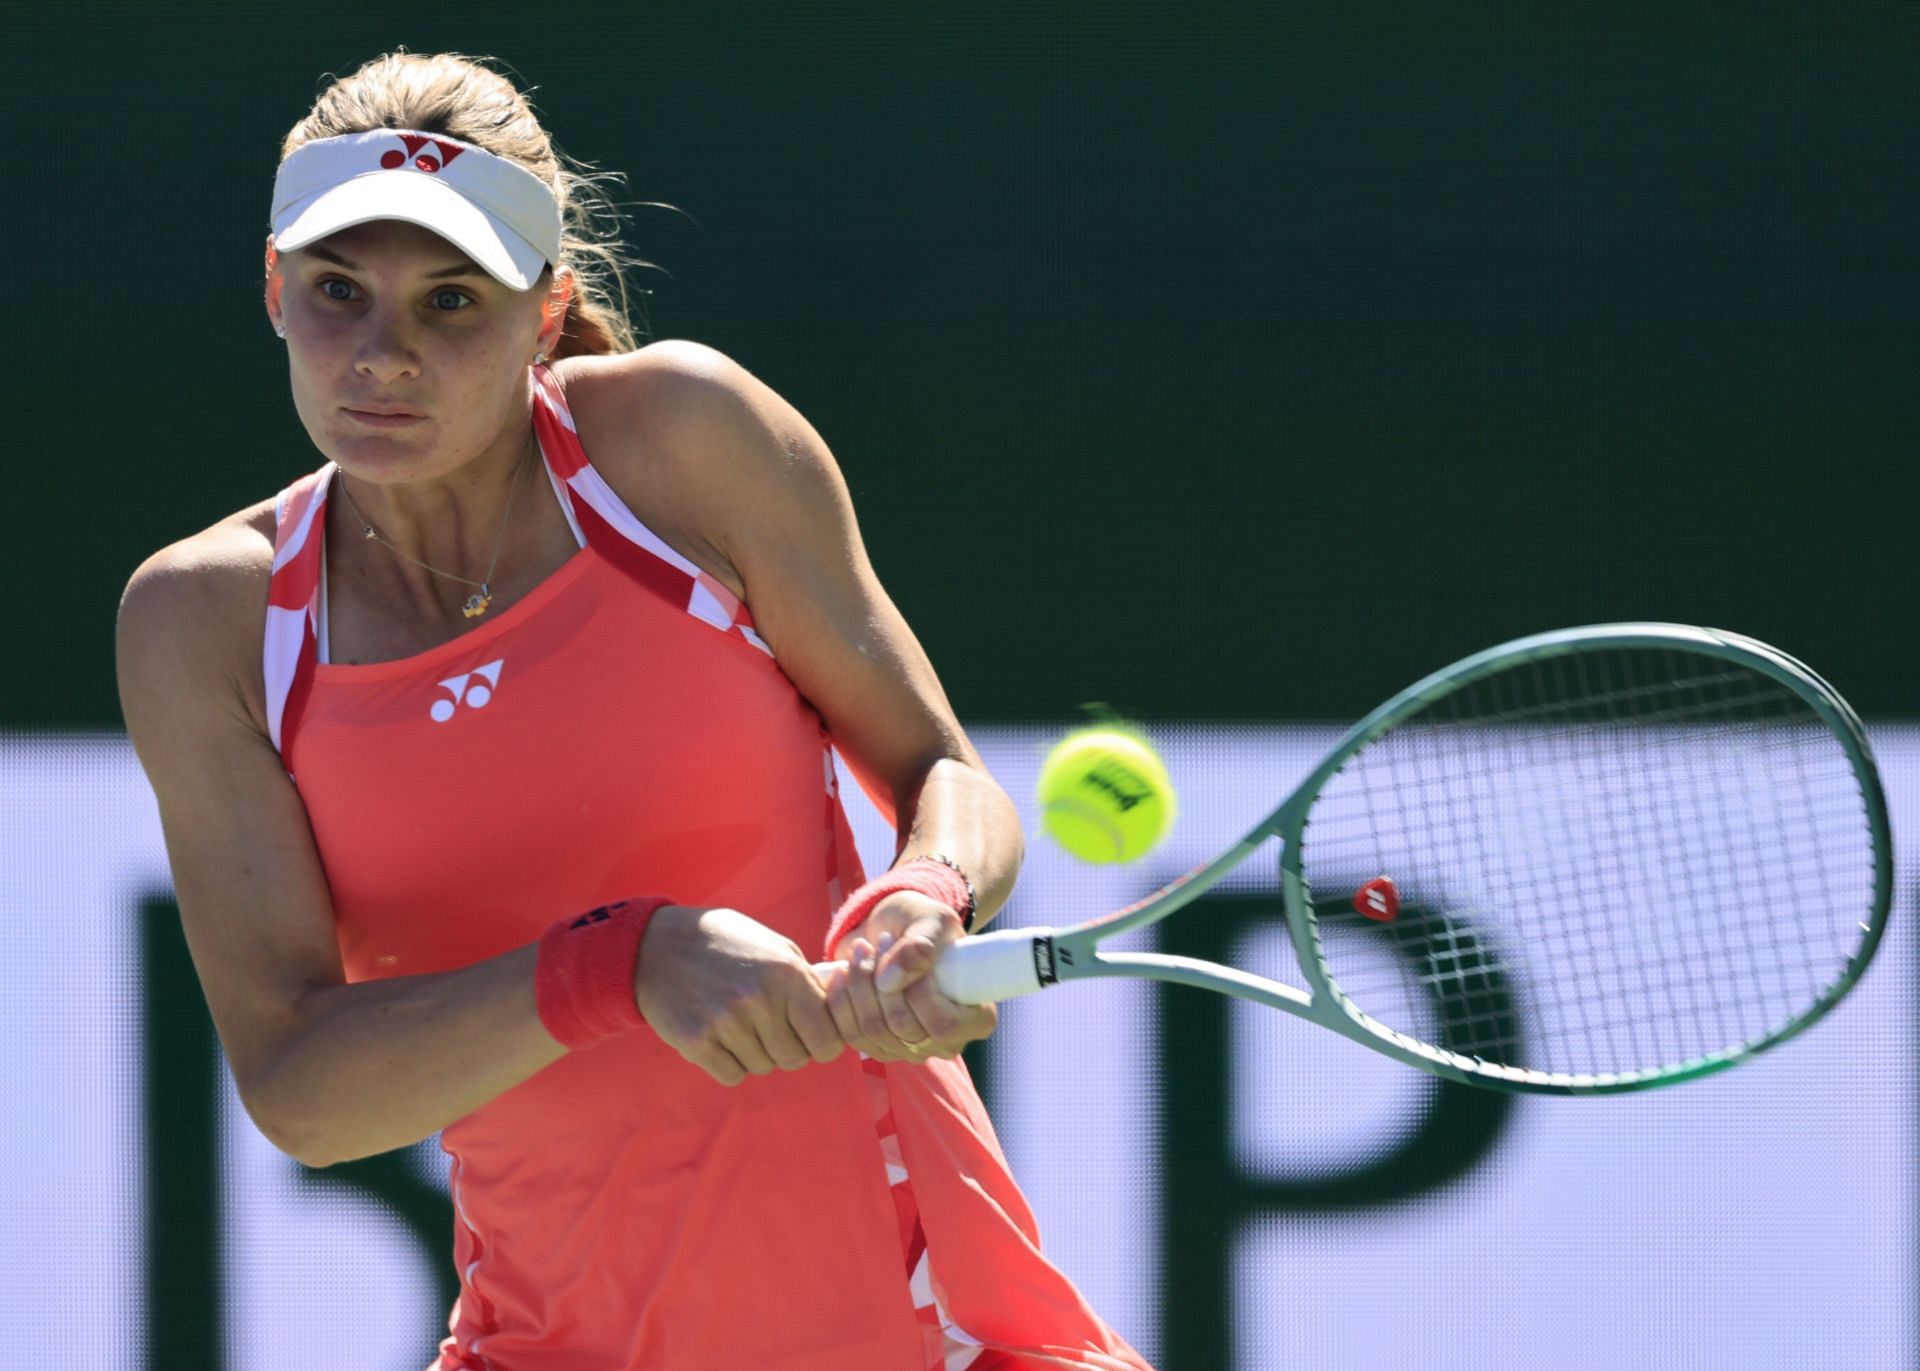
331, 428, 540, 618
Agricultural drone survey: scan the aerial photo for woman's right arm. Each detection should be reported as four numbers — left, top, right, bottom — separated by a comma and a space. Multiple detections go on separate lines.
115, 525, 841, 1168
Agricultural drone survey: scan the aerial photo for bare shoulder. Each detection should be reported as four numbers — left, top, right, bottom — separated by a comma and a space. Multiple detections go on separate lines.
552, 343, 832, 602
558, 347, 981, 807
116, 499, 281, 743
555, 339, 771, 438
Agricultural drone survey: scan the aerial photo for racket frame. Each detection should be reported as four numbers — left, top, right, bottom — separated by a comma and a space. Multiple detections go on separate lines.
945, 623, 1893, 1095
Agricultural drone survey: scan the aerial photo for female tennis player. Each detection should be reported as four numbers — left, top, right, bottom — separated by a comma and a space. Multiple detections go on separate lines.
116, 51, 1149, 1371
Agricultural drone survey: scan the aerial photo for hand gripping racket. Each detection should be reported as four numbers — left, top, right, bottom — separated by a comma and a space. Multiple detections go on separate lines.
935, 624, 1893, 1094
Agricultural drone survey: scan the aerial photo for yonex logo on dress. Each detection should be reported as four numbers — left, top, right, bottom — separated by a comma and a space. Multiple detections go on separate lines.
430, 659, 504, 723
379, 134, 467, 174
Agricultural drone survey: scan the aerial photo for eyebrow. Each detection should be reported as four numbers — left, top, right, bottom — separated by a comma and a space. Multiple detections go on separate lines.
299, 243, 485, 280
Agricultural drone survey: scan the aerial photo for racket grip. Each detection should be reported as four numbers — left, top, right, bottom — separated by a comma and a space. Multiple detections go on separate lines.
933, 928, 1054, 1005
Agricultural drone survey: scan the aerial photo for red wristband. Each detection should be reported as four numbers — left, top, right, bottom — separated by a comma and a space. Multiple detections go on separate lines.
534, 896, 672, 1050
823, 856, 976, 961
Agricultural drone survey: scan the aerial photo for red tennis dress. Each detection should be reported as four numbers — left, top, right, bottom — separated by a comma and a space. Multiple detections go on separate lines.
262, 365, 1152, 1371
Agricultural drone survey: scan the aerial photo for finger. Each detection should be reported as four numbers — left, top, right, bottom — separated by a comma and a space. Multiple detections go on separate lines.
748, 990, 816, 1072
876, 982, 928, 1044
872, 931, 931, 1042
683, 1040, 749, 1087
749, 961, 829, 1071
901, 974, 969, 1042
867, 931, 930, 1045
905, 978, 998, 1054
833, 931, 876, 969
715, 1014, 779, 1077
787, 982, 845, 1065
874, 927, 941, 996
844, 941, 912, 1060
823, 962, 865, 1051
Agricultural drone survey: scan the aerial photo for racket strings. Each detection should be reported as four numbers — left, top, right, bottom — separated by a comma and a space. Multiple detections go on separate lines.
1295, 645, 1876, 1085
1598, 651, 1773, 1066
1526, 708, 1842, 1068
1354, 910, 1831, 1054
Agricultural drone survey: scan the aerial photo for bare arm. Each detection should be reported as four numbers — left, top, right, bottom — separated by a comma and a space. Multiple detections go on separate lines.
588, 343, 1026, 1059
115, 532, 572, 1166
888, 755, 1022, 934
116, 528, 841, 1166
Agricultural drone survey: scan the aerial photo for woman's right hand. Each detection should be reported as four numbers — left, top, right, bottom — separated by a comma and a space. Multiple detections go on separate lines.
634, 906, 847, 1086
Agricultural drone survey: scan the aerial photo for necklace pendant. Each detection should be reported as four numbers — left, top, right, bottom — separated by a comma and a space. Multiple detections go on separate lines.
362, 525, 378, 540
462, 590, 493, 619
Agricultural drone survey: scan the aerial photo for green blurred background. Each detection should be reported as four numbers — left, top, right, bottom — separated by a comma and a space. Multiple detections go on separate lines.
10, 0, 1916, 730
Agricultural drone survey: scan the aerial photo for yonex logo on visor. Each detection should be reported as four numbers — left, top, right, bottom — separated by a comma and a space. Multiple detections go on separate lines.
380, 134, 468, 173
270, 129, 562, 290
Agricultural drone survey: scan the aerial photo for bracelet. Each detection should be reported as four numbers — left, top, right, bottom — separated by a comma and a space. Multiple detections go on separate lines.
533, 895, 673, 1050
914, 853, 978, 930
822, 854, 978, 961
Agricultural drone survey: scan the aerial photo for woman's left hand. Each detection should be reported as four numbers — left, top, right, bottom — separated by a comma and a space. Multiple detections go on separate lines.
821, 892, 997, 1062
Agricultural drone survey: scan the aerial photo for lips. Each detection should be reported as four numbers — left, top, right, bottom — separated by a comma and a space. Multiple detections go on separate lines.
343, 406, 426, 427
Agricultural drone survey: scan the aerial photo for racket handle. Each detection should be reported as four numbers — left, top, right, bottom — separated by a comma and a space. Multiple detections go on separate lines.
933, 928, 1054, 1005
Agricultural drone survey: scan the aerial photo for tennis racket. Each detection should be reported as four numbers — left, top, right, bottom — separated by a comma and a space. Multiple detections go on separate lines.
935, 623, 1893, 1094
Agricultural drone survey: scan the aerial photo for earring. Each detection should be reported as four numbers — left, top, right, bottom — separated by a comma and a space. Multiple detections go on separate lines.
274, 324, 286, 339
533, 350, 548, 365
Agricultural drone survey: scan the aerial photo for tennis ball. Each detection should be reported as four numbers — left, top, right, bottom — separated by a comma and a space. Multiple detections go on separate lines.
1037, 727, 1177, 864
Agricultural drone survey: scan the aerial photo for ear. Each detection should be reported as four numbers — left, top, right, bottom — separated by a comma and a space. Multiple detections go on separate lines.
263, 237, 285, 333
537, 266, 574, 355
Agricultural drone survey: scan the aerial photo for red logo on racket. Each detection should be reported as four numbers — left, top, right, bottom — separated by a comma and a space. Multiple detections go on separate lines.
378, 134, 468, 174
1354, 876, 1400, 923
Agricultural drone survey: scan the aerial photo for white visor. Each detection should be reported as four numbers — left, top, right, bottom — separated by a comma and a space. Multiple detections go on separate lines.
271, 130, 562, 290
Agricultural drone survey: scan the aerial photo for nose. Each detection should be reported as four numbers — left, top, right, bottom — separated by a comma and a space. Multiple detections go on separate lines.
353, 305, 422, 384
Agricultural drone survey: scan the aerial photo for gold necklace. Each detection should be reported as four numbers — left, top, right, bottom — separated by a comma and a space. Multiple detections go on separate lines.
334, 437, 536, 619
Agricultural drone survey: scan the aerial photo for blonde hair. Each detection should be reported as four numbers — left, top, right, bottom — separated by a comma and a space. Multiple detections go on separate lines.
280, 51, 646, 358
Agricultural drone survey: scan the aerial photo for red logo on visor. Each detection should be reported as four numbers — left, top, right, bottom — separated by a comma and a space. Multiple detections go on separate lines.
377, 135, 467, 174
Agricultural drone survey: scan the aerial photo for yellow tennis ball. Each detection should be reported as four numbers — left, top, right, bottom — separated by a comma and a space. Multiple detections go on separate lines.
1037, 728, 1177, 864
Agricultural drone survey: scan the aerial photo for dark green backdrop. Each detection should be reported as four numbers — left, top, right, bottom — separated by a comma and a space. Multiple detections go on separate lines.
10, 2, 1916, 730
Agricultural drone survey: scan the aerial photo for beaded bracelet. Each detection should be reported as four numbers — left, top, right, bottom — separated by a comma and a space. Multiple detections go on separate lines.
912, 853, 978, 930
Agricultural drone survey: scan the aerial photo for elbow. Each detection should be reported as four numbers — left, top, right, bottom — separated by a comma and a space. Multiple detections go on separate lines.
235, 1058, 352, 1169
282, 1141, 346, 1171
238, 1063, 418, 1170
230, 993, 365, 1169
242, 1089, 343, 1169
280, 1131, 347, 1171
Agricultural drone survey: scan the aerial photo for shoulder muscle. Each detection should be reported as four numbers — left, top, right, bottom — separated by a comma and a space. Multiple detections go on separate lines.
566, 341, 979, 800
117, 514, 276, 746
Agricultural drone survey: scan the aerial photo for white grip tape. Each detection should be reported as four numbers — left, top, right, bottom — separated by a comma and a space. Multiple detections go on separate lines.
933, 928, 1055, 1005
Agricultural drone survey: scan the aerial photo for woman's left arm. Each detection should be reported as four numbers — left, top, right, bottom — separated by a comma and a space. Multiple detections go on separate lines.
584, 343, 1022, 1060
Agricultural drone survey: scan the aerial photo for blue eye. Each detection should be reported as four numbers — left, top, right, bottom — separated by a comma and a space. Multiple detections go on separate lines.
431, 289, 474, 311
320, 278, 355, 301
